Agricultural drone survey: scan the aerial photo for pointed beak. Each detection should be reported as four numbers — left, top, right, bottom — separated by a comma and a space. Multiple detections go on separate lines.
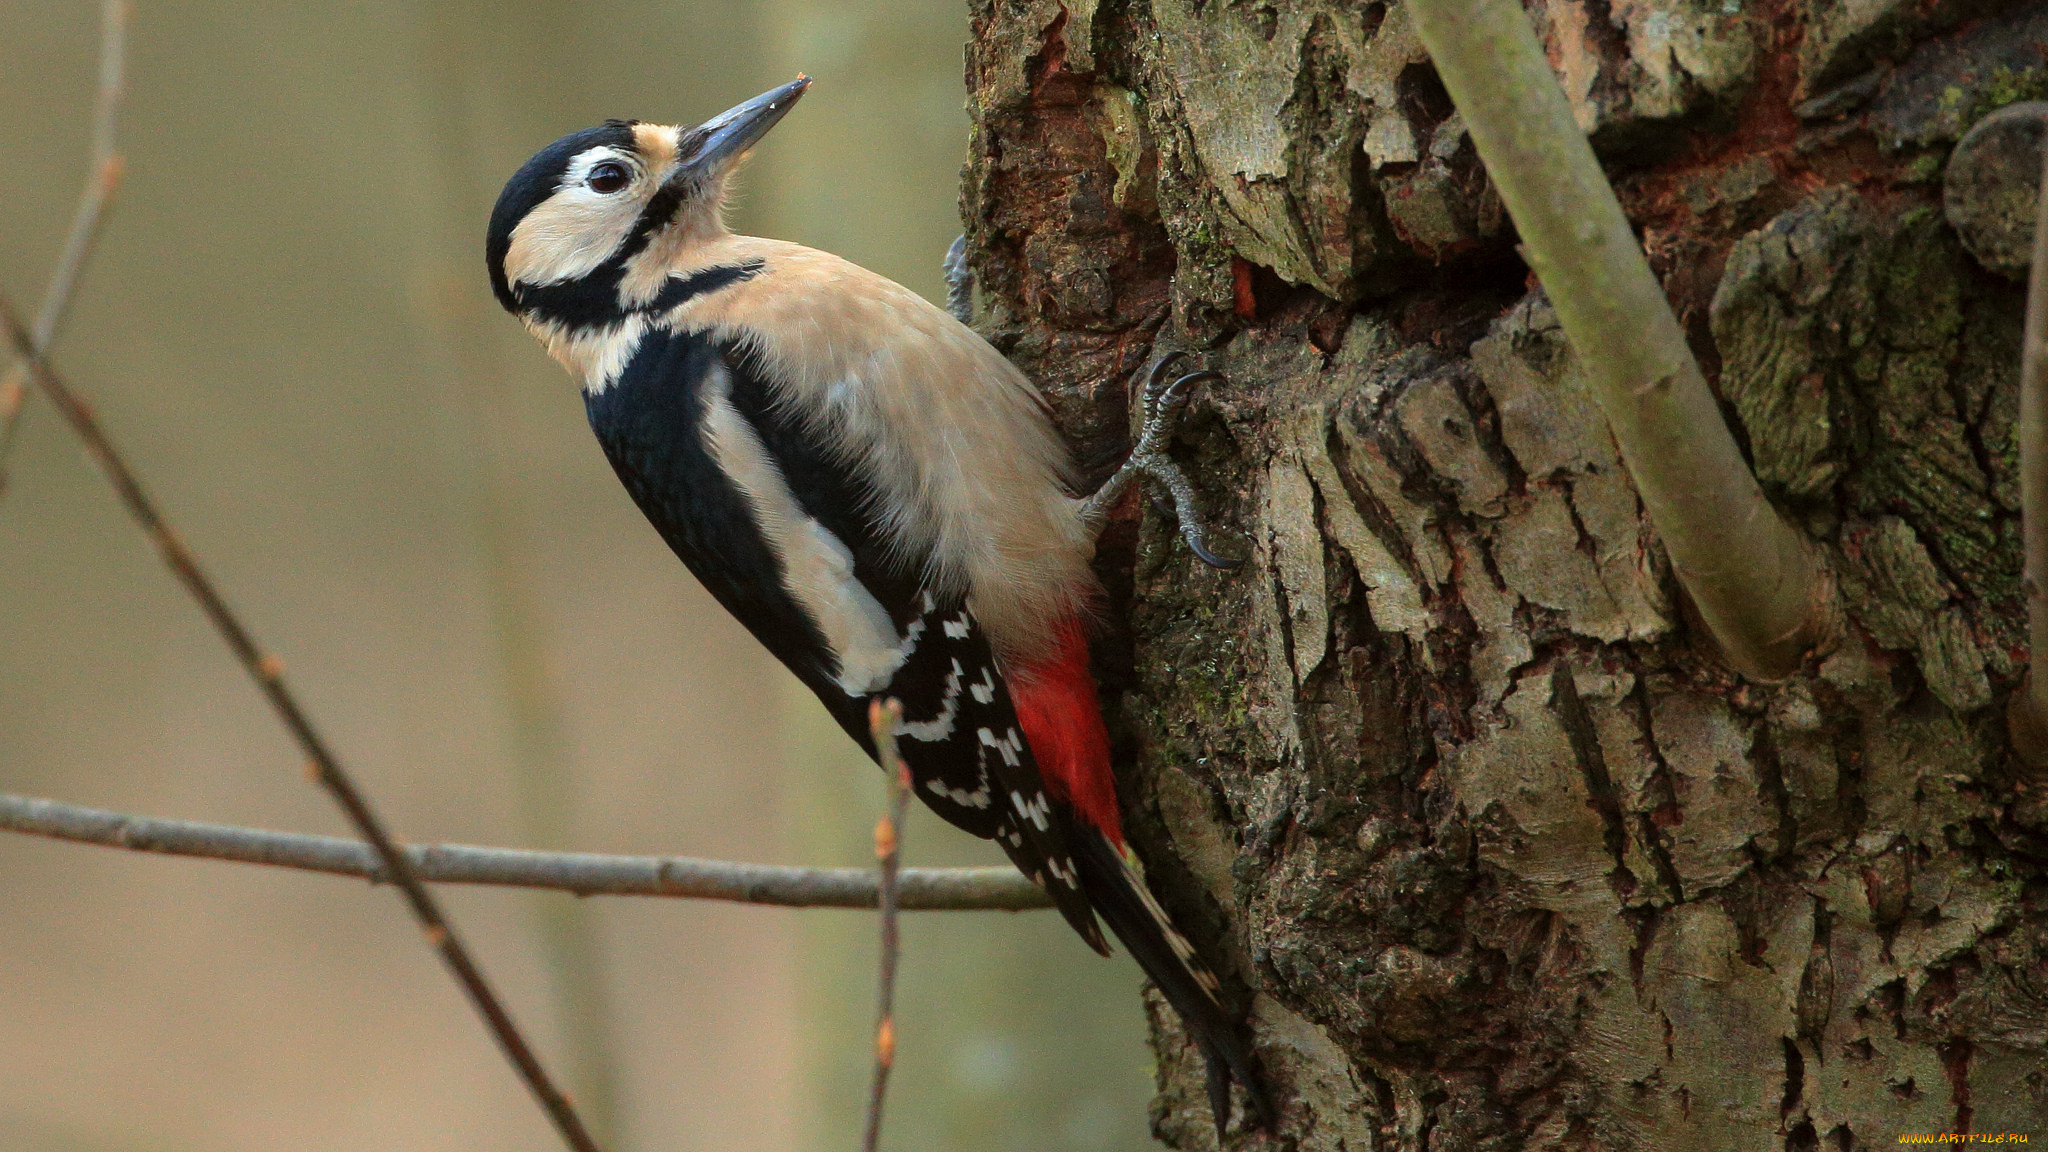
672, 76, 811, 183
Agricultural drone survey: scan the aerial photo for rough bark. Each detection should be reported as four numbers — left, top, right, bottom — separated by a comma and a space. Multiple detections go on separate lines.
962, 1, 2048, 1147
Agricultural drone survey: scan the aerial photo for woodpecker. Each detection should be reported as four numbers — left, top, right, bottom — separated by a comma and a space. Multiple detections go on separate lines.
486, 78, 1266, 1129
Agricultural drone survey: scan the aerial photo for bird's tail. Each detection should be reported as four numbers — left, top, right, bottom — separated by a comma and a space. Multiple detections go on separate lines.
1071, 827, 1272, 1135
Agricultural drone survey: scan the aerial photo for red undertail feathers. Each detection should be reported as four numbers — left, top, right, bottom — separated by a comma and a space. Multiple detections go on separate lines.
1007, 617, 1122, 845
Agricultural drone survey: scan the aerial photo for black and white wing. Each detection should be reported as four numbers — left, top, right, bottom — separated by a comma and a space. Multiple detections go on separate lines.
584, 323, 1106, 949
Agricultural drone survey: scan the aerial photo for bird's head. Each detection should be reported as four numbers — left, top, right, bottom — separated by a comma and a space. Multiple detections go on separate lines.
485, 76, 809, 330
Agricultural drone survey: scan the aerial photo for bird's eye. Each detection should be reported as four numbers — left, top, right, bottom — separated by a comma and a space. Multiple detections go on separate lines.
587, 162, 630, 193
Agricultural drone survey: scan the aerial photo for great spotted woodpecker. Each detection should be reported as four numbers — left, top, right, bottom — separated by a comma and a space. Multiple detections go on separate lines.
485, 78, 1266, 1129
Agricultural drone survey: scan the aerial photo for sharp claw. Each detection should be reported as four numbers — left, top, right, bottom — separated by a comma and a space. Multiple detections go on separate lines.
1182, 525, 1244, 570
1148, 456, 1243, 570
1138, 351, 1190, 407
1133, 369, 1221, 459
1141, 350, 1189, 385
1153, 369, 1221, 419
1087, 351, 1242, 569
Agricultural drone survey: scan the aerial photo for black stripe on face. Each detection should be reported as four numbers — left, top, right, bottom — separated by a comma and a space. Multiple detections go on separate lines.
513, 259, 765, 331
625, 172, 696, 253
650, 260, 765, 312
510, 263, 633, 330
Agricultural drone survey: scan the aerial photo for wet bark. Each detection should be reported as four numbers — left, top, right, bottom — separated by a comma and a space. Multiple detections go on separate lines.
961, 1, 2048, 1147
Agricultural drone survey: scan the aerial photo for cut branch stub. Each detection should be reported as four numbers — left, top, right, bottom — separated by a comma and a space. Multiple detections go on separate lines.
1405, 0, 1838, 679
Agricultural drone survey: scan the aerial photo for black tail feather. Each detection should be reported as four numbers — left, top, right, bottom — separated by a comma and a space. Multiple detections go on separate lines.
1205, 1056, 1234, 1138
1070, 829, 1272, 1135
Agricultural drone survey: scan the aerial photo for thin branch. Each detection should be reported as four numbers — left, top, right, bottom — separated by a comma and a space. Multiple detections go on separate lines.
0, 0, 127, 494
863, 699, 913, 1152
0, 791, 1053, 910
1406, 0, 1838, 679
0, 301, 604, 1152
2011, 128, 2048, 767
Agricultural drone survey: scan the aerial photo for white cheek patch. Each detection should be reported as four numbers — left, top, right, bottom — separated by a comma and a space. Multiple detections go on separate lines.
698, 363, 909, 695
502, 147, 647, 291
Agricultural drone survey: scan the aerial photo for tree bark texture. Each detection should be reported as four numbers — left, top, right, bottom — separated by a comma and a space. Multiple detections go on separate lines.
961, 1, 2048, 1148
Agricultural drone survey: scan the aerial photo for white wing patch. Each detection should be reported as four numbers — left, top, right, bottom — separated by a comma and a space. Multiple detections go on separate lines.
1008, 786, 1051, 832
925, 777, 993, 809
698, 363, 909, 695
980, 727, 1025, 768
997, 819, 1026, 849
968, 664, 997, 705
656, 235, 1097, 664
1045, 854, 1080, 889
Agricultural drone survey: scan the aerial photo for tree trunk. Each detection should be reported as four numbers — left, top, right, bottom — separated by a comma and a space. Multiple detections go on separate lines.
961, 1, 2048, 1147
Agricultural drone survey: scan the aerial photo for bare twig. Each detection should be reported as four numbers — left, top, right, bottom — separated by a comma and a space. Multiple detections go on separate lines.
0, 791, 1053, 910
2011, 133, 2048, 767
863, 699, 913, 1152
0, 302, 604, 1152
1407, 0, 1837, 679
0, 0, 127, 494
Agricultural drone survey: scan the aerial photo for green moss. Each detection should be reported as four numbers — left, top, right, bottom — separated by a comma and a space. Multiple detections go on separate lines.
1878, 209, 1964, 351
1975, 66, 2048, 118
1898, 151, 1945, 184
1939, 66, 2048, 132
1168, 630, 1254, 736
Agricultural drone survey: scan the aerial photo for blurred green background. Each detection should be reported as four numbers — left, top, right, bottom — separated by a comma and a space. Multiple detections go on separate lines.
0, 1, 1156, 1149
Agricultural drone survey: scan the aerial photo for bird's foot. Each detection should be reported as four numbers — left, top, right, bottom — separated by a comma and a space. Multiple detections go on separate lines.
943, 234, 974, 325
1079, 352, 1241, 569
949, 238, 1233, 566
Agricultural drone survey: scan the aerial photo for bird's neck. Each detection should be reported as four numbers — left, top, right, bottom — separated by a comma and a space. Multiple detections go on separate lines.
522, 229, 766, 393
529, 311, 653, 394
616, 214, 734, 306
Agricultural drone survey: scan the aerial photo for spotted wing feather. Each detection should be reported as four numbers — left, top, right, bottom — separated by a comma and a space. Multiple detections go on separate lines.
884, 597, 1109, 954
